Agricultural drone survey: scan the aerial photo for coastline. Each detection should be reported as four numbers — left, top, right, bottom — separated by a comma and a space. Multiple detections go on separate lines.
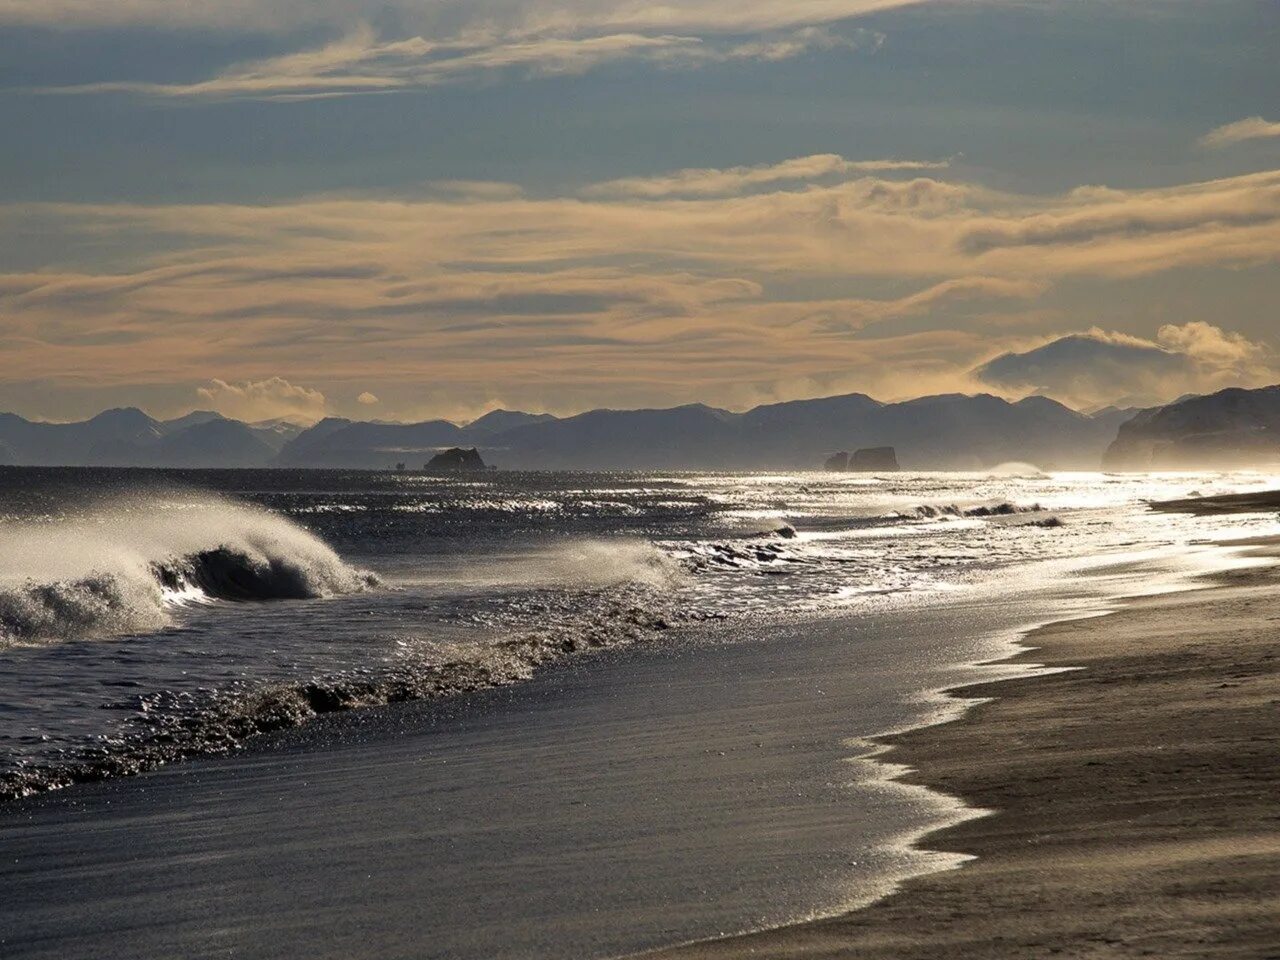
0, 598, 1072, 960
3, 536, 1276, 958
645, 551, 1280, 959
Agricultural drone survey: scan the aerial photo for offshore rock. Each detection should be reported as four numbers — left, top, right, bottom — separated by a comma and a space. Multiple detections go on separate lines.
426, 447, 487, 471
850, 447, 900, 472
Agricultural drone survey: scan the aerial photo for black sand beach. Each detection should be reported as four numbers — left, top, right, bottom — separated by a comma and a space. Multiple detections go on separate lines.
652, 554, 1280, 959
0, 600, 1065, 960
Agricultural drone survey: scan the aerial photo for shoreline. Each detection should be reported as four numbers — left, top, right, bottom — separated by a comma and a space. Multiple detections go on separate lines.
0, 597, 1072, 960
3, 541, 1274, 958
644, 551, 1280, 959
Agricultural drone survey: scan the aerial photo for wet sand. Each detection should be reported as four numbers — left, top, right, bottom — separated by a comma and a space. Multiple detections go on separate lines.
1152, 489, 1280, 515
0, 600, 1067, 960
650, 559, 1280, 959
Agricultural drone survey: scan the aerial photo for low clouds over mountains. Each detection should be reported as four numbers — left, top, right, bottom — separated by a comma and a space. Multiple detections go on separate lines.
974, 323, 1276, 410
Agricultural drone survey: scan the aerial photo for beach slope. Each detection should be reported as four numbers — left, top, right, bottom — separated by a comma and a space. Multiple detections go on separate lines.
650, 562, 1280, 958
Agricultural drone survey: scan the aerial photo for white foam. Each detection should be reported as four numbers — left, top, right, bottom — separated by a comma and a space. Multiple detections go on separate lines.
0, 494, 373, 645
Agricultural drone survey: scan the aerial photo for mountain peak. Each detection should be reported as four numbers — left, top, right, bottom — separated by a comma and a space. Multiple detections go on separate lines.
89, 406, 155, 425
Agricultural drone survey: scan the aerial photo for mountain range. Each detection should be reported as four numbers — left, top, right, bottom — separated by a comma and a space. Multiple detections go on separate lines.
0, 393, 1142, 471
0, 409, 303, 469
1104, 386, 1280, 470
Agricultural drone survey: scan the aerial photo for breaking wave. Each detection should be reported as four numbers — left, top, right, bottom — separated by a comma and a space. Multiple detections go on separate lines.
675, 524, 806, 572
495, 540, 684, 590
0, 568, 692, 802
904, 501, 1045, 520
0, 498, 376, 646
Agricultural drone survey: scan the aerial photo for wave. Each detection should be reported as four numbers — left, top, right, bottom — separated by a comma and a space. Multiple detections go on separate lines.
0, 497, 375, 646
505, 540, 685, 590
905, 501, 1045, 520
0, 578, 688, 802
736, 519, 798, 539
676, 525, 806, 573
985, 461, 1048, 478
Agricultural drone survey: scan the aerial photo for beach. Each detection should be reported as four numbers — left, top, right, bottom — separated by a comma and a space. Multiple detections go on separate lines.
651, 552, 1280, 959
3, 473, 1279, 959
0, 600, 1059, 960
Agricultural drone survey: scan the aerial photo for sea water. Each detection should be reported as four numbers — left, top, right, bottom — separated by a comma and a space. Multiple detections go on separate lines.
1, 465, 1276, 801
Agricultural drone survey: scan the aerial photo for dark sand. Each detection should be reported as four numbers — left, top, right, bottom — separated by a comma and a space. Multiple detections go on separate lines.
649, 560, 1280, 959
1152, 490, 1280, 515
0, 601, 1063, 960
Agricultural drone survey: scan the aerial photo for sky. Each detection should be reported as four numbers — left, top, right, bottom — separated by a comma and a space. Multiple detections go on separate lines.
1, 0, 1278, 423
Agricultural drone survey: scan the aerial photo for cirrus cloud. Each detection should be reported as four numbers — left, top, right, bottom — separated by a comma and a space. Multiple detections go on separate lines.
1200, 117, 1280, 149
30, 12, 887, 100
0, 0, 928, 34
2, 159, 1279, 417
582, 153, 948, 198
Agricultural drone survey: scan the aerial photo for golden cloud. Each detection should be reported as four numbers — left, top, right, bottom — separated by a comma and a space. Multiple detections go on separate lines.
2, 161, 1278, 412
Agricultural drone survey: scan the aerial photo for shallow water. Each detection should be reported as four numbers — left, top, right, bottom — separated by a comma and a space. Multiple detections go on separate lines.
1, 465, 1277, 800
0, 593, 1166, 960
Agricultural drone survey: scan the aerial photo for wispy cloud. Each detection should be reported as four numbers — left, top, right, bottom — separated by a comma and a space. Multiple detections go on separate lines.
35, 19, 882, 100
1200, 116, 1280, 149
3, 164, 1279, 414
582, 153, 947, 198
0, 0, 926, 33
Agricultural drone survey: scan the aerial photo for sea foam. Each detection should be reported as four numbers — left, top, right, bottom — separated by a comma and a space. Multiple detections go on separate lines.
0, 496, 375, 645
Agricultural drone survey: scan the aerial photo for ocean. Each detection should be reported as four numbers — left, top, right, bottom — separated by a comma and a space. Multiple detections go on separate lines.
1, 466, 1276, 958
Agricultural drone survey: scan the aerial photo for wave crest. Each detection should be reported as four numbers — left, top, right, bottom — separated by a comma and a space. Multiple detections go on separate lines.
905, 501, 1045, 520
0, 497, 374, 645
0, 586, 684, 802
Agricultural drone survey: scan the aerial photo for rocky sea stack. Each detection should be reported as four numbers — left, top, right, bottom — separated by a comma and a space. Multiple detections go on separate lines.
426, 447, 487, 471
850, 447, 901, 471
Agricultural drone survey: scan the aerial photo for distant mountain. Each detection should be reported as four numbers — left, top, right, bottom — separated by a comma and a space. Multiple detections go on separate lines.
487, 404, 743, 470
466, 410, 558, 434
739, 393, 884, 463
276, 418, 466, 468
151, 419, 279, 467
0, 407, 164, 466
155, 410, 293, 460
246, 417, 307, 452
0, 392, 1146, 470
459, 393, 1124, 470
0, 407, 279, 468
1088, 405, 1142, 439
974, 334, 1189, 408
160, 410, 226, 434
1103, 385, 1280, 470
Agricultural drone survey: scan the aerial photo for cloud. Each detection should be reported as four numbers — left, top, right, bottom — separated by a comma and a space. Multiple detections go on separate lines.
973, 324, 1277, 409
582, 153, 948, 198
719, 24, 881, 62
196, 377, 327, 422
356, 391, 379, 405
35, 19, 883, 100
1155, 319, 1265, 364
753, 276, 1046, 335
958, 174, 1280, 256
428, 181, 526, 200
1200, 117, 1280, 149
0, 0, 927, 34
3, 164, 1279, 417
